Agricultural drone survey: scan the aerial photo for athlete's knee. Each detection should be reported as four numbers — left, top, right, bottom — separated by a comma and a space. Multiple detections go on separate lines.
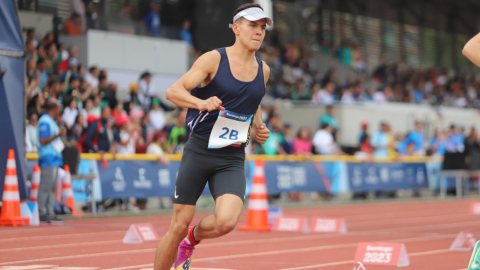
170, 221, 189, 239
215, 216, 237, 235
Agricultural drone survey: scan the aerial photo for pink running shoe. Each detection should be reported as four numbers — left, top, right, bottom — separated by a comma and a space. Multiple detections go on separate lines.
174, 239, 195, 270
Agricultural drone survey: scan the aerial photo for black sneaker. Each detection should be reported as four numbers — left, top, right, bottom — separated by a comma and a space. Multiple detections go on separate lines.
40, 215, 50, 223
49, 216, 64, 223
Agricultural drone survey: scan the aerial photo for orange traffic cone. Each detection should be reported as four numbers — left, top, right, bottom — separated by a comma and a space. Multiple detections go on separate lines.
29, 165, 41, 202
238, 158, 270, 232
0, 150, 29, 227
62, 165, 84, 216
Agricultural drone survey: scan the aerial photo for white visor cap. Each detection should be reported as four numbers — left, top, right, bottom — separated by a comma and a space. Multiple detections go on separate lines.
230, 7, 273, 28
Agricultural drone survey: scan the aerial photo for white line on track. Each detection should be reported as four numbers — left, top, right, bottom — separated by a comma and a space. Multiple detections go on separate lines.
276, 249, 453, 270
101, 234, 457, 270
0, 231, 125, 243
0, 240, 121, 253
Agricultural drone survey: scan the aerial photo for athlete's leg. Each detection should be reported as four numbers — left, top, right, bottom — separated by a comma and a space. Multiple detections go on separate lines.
193, 194, 243, 240
154, 204, 195, 270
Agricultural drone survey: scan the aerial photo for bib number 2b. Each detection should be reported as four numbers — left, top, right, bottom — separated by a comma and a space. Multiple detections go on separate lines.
219, 127, 238, 140
208, 110, 253, 149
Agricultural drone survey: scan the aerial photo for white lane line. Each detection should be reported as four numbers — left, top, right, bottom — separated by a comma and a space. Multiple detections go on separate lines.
0, 240, 120, 253
102, 234, 457, 270
0, 231, 125, 243
276, 248, 452, 270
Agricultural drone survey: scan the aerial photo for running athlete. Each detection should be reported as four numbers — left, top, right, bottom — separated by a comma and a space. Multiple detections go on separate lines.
463, 32, 480, 67
153, 3, 272, 270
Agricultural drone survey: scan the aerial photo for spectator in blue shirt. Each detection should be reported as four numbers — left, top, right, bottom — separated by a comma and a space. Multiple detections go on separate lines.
180, 20, 194, 52
143, 2, 161, 37
371, 122, 390, 157
430, 130, 447, 156
37, 100, 66, 223
397, 121, 425, 156
446, 124, 465, 153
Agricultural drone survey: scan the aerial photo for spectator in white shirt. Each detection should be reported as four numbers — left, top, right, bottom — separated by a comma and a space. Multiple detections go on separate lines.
138, 71, 156, 109
26, 113, 38, 153
147, 98, 166, 136
62, 98, 78, 130
85, 66, 99, 90
313, 123, 340, 155
113, 114, 136, 154
313, 82, 336, 105
146, 131, 169, 165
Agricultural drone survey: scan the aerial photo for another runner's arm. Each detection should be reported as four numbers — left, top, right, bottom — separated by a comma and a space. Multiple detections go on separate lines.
166, 51, 225, 112
463, 33, 480, 67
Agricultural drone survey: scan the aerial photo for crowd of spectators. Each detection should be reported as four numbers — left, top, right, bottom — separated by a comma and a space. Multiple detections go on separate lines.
257, 39, 480, 109
24, 27, 188, 167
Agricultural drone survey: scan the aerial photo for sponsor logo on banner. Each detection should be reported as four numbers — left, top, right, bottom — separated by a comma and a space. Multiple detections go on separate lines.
112, 167, 126, 192
379, 167, 389, 183
352, 166, 363, 187
365, 167, 379, 185
354, 242, 409, 267
276, 165, 307, 189
158, 169, 171, 187
416, 168, 425, 184
133, 168, 152, 189
272, 216, 309, 233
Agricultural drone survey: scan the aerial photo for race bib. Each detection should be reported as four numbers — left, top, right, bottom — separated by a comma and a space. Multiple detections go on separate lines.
208, 110, 253, 149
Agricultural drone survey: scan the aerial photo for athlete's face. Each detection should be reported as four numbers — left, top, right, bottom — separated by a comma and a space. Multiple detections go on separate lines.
234, 18, 267, 51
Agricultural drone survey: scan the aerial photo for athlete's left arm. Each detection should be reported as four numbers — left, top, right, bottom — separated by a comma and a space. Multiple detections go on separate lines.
253, 61, 271, 144
463, 32, 480, 68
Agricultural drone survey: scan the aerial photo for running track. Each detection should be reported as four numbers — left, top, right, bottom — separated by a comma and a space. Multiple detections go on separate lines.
0, 199, 478, 270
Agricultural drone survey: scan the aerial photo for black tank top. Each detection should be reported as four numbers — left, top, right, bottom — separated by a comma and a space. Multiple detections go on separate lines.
186, 47, 265, 141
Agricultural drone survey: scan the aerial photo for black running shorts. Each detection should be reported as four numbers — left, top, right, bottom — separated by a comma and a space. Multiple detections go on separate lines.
173, 133, 246, 205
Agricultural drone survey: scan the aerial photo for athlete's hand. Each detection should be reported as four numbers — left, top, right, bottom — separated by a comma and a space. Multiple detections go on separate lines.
197, 96, 225, 112
255, 124, 270, 144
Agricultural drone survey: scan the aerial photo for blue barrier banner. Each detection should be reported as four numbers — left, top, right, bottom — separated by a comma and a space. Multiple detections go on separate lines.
99, 160, 183, 199
263, 161, 341, 194
347, 163, 428, 191
26, 159, 433, 199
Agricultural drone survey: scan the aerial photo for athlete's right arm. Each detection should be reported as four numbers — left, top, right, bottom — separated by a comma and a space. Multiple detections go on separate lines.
166, 51, 225, 112
463, 33, 480, 68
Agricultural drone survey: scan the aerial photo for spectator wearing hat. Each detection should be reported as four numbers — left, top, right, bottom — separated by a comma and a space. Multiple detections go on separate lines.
64, 12, 83, 36
358, 121, 369, 146
124, 82, 142, 115
143, 2, 161, 37
138, 71, 156, 109
114, 114, 135, 154
37, 100, 66, 223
